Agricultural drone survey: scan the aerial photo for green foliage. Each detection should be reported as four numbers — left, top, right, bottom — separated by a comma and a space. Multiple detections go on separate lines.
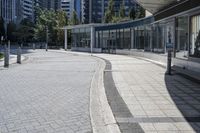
7, 22, 16, 42
55, 10, 68, 44
34, 9, 68, 45
136, 6, 145, 19
70, 10, 79, 25
0, 53, 3, 59
129, 7, 136, 20
111, 16, 122, 23
104, 0, 146, 23
0, 17, 5, 39
14, 19, 34, 43
104, 0, 115, 23
119, 1, 125, 18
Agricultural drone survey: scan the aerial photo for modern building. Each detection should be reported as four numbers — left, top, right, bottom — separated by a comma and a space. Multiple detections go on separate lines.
60, 0, 74, 18
0, 0, 20, 24
74, 0, 81, 22
63, 0, 200, 74
90, 0, 138, 23
81, 0, 90, 24
21, 0, 34, 21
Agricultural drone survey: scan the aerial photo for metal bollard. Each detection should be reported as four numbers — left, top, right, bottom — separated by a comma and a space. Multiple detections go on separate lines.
167, 50, 172, 75
45, 43, 48, 51
17, 47, 21, 64
4, 44, 9, 68
33, 43, 35, 50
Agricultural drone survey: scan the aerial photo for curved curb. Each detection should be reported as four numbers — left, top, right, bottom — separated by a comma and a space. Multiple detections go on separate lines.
89, 56, 121, 133
45, 50, 121, 133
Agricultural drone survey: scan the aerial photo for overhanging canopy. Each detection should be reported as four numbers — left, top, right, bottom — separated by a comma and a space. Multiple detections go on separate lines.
135, 0, 182, 14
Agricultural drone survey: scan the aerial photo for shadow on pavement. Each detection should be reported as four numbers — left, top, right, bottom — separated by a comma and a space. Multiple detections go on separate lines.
165, 73, 200, 132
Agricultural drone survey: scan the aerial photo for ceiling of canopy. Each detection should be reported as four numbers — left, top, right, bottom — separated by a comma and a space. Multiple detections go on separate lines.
135, 0, 182, 14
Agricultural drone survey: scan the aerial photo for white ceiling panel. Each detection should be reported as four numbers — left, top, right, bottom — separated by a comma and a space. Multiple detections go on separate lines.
135, 0, 179, 14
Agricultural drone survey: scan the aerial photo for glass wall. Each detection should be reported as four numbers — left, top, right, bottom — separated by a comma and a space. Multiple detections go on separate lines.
124, 28, 131, 49
175, 16, 189, 59
190, 14, 200, 58
144, 25, 151, 51
71, 27, 91, 48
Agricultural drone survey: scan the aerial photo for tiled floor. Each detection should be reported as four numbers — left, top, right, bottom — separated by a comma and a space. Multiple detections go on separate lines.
97, 54, 200, 133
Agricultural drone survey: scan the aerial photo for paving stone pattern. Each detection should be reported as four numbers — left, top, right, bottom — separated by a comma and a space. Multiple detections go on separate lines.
0, 50, 97, 133
96, 54, 200, 133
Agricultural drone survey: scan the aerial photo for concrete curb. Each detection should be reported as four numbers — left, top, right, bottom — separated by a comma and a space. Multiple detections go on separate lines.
48, 50, 121, 133
89, 56, 121, 133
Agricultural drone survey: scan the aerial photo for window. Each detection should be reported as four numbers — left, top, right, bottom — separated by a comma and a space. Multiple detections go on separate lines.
190, 15, 200, 58
175, 16, 189, 59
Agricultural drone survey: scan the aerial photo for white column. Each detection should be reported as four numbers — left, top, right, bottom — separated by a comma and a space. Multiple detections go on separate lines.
90, 26, 95, 53
64, 29, 68, 50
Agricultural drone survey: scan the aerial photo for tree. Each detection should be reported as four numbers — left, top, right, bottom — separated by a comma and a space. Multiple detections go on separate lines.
14, 19, 35, 43
34, 9, 68, 46
104, 0, 115, 23
71, 10, 79, 25
136, 6, 145, 19
129, 7, 136, 20
7, 21, 16, 42
34, 9, 57, 43
56, 10, 68, 45
119, 0, 125, 18
0, 17, 5, 40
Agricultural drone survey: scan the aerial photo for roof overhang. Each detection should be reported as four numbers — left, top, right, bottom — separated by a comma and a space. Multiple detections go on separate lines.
135, 0, 183, 14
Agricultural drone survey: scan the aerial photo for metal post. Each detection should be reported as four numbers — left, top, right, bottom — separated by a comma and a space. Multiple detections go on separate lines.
90, 26, 95, 54
17, 47, 21, 64
167, 50, 172, 75
4, 44, 9, 68
33, 43, 35, 50
46, 26, 48, 51
64, 29, 68, 51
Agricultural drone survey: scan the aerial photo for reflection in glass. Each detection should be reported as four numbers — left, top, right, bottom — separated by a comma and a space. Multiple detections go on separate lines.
191, 15, 200, 58
176, 16, 189, 59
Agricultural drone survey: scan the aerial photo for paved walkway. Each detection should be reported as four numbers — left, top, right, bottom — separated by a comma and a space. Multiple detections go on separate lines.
96, 54, 200, 133
0, 50, 98, 133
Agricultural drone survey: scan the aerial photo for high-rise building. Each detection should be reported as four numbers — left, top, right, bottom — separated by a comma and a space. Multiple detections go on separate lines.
0, 0, 20, 24
60, 0, 74, 18
21, 0, 34, 21
82, 0, 89, 24
74, 0, 81, 22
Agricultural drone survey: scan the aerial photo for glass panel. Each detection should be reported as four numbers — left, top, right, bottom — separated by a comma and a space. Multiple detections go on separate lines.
137, 26, 145, 49
145, 25, 151, 51
102, 30, 109, 49
120, 29, 124, 49
85, 28, 91, 48
109, 30, 117, 50
190, 15, 200, 58
176, 16, 189, 59
124, 28, 131, 49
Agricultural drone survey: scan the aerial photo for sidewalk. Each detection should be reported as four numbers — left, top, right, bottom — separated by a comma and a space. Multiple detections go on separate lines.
95, 54, 200, 133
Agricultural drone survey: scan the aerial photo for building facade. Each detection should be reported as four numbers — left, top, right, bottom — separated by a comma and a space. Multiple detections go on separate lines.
0, 0, 20, 24
21, 0, 34, 21
64, 0, 200, 73
60, 0, 75, 18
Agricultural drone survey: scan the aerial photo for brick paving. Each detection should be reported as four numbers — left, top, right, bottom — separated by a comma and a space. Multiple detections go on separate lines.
0, 50, 97, 133
96, 54, 200, 133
